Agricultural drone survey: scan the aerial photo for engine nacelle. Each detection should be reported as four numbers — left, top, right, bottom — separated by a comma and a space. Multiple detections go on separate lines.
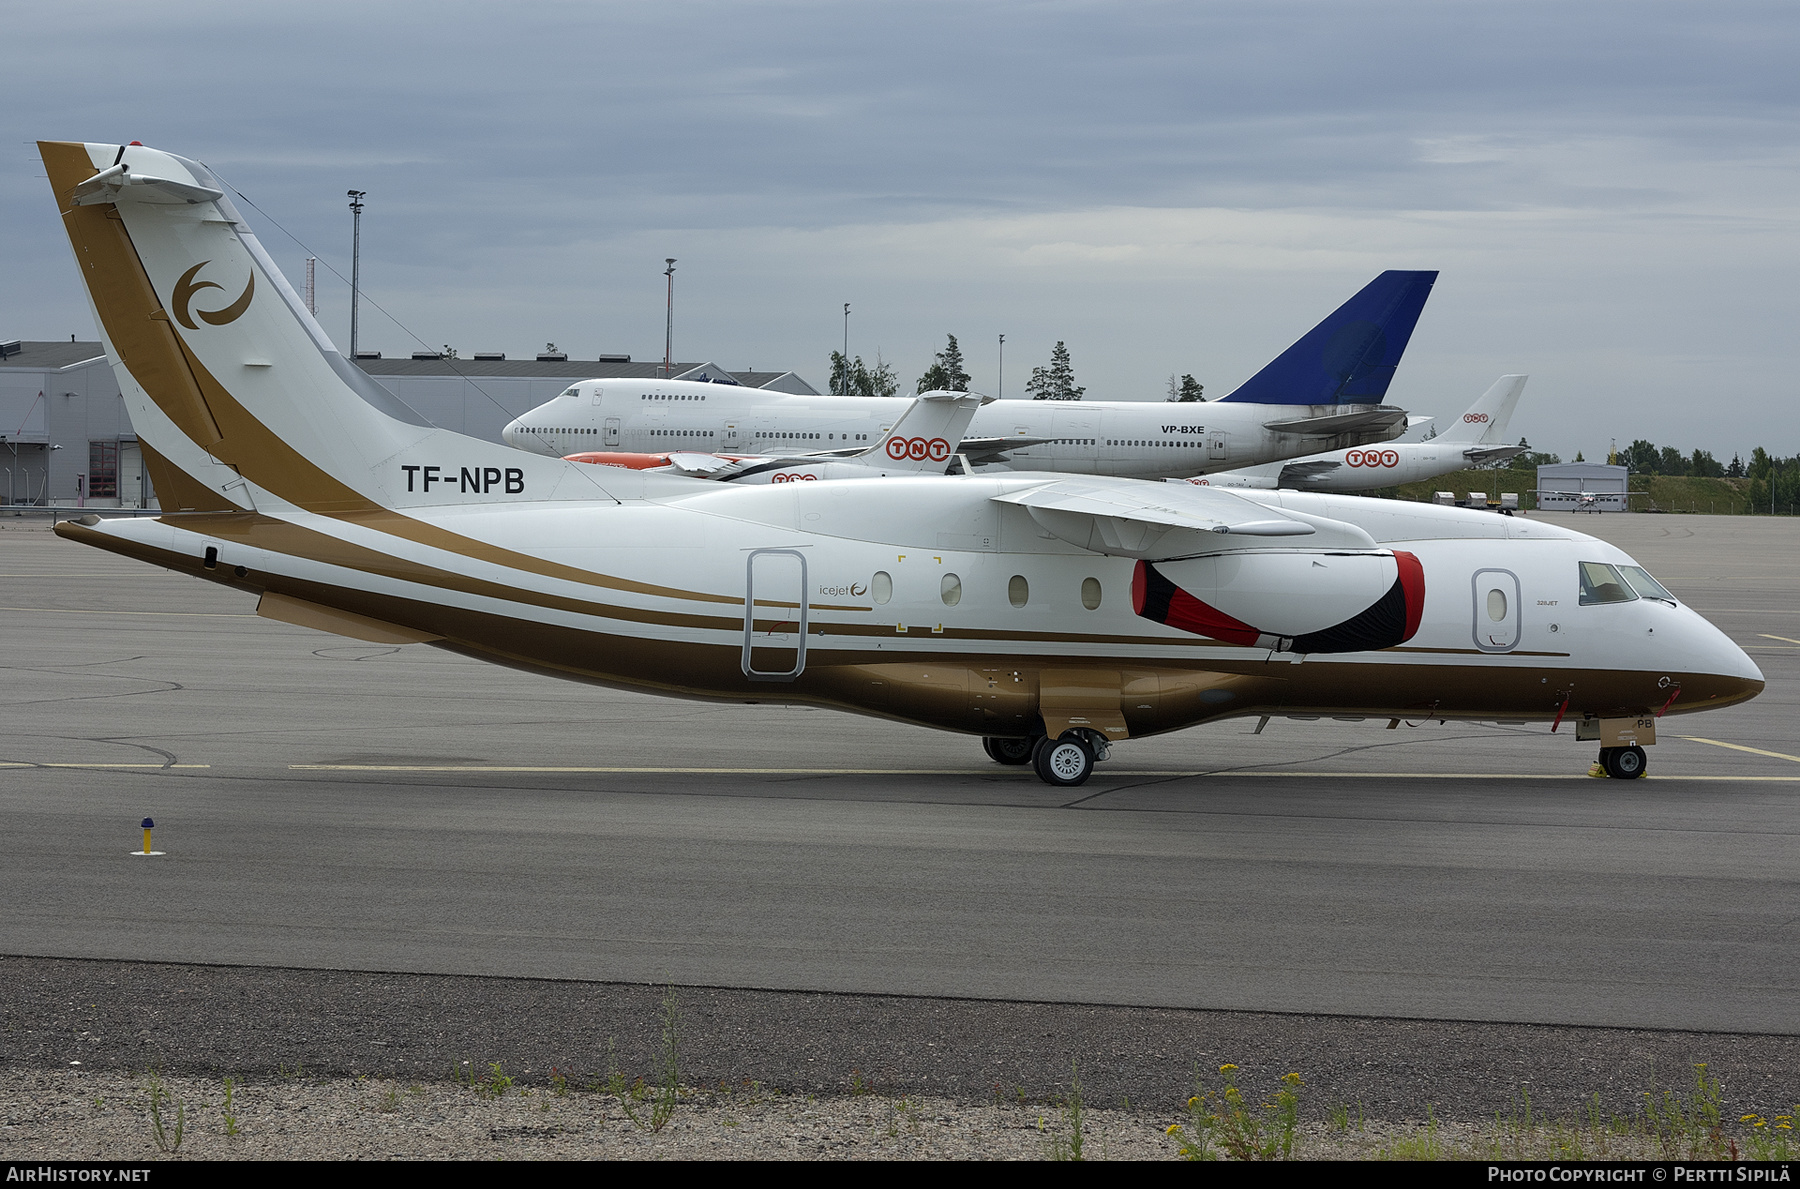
1132, 550, 1424, 653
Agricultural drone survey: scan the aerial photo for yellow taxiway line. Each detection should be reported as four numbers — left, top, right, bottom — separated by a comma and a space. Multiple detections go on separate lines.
1679, 737, 1800, 765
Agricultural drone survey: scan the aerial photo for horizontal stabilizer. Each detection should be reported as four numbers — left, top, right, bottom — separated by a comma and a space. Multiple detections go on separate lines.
1275, 459, 1343, 485
1220, 270, 1437, 405
957, 435, 1057, 463
1263, 406, 1407, 437
1462, 444, 1527, 466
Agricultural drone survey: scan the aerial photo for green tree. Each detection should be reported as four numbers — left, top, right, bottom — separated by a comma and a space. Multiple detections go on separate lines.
1167, 374, 1204, 403
916, 334, 970, 393
1689, 449, 1724, 478
832, 351, 899, 397
1658, 445, 1688, 476
1026, 341, 1084, 401
1726, 452, 1745, 478
1624, 439, 1661, 474
1516, 437, 1561, 468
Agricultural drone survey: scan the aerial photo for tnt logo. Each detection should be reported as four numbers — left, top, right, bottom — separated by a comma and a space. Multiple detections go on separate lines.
884, 436, 952, 462
1464, 413, 1490, 424
770, 472, 818, 483
1345, 449, 1400, 468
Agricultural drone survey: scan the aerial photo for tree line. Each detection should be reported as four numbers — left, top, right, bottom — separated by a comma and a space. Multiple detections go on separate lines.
830, 335, 1208, 402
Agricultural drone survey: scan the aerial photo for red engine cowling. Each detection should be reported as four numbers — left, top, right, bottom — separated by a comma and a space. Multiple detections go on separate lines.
1131, 550, 1425, 653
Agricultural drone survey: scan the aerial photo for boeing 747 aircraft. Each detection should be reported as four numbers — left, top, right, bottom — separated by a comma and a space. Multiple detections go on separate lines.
40, 141, 1759, 786
500, 272, 1441, 480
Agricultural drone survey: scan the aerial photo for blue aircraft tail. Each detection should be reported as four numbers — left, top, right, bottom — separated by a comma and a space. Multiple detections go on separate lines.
1218, 270, 1437, 405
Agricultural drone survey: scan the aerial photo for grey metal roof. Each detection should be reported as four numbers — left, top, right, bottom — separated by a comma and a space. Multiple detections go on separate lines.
358, 358, 718, 380
0, 341, 108, 370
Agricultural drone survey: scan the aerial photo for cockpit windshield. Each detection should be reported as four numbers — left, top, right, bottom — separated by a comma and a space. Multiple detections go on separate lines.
1578, 561, 1636, 605
1618, 565, 1677, 603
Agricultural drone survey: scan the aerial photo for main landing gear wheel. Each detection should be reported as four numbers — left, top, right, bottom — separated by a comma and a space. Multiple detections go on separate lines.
982, 736, 1036, 766
1032, 733, 1095, 787
1600, 745, 1648, 780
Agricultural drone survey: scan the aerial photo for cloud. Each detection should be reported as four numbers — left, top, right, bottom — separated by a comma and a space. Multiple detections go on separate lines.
4, 0, 1798, 460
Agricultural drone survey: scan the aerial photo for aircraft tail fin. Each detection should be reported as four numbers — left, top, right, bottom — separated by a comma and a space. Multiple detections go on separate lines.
37, 140, 597, 516
858, 389, 990, 470
1435, 375, 1528, 444
1218, 270, 1437, 406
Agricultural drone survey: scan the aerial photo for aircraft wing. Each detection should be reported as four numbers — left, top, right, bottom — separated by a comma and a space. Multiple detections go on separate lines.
1262, 405, 1407, 437
1275, 459, 1344, 485
1462, 444, 1527, 466
956, 435, 1057, 463
990, 478, 1377, 559
661, 452, 744, 476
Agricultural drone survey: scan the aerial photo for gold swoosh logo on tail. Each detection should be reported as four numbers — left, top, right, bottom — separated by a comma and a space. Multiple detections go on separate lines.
173, 261, 254, 329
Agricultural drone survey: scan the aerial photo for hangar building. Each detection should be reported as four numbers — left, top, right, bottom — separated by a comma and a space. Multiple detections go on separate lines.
0, 338, 816, 510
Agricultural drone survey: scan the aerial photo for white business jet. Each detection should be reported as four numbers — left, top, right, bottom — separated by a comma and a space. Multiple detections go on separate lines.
42, 141, 1760, 786
501, 271, 1445, 480
1189, 375, 1529, 492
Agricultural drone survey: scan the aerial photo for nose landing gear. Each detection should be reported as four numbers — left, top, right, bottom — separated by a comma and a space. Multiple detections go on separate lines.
1594, 745, 1648, 780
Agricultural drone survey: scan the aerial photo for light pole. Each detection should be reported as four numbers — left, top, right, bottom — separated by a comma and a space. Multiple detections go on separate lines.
997, 333, 1005, 399
347, 191, 366, 358
663, 258, 676, 377
842, 303, 850, 395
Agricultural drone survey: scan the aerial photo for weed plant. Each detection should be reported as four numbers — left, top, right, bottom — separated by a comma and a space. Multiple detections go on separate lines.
144, 1070, 185, 1153
1170, 1065, 1303, 1160
1045, 1062, 1086, 1161
220, 1076, 240, 1136
605, 984, 682, 1133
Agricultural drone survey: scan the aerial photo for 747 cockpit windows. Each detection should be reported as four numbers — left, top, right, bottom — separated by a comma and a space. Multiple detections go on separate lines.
1579, 561, 1677, 606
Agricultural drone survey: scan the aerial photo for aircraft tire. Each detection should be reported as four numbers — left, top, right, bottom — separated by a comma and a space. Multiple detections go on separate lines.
982, 736, 1036, 766
1604, 745, 1648, 780
1033, 733, 1094, 787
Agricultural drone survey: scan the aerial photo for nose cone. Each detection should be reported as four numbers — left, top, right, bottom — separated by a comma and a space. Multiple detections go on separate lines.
1671, 604, 1764, 711
501, 419, 521, 447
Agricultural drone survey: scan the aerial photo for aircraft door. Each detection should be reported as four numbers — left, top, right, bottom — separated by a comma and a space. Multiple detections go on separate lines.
743, 549, 809, 681
603, 418, 620, 446
722, 421, 738, 448
1472, 568, 1521, 652
1209, 432, 1229, 461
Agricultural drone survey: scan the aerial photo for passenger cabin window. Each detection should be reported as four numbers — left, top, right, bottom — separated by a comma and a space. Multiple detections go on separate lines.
940, 574, 961, 607
1486, 587, 1508, 622
1080, 577, 1102, 611
871, 571, 893, 605
1578, 562, 1637, 606
1008, 575, 1029, 608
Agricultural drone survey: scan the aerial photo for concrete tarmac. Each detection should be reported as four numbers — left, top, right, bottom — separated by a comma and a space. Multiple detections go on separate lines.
2, 511, 1797, 1035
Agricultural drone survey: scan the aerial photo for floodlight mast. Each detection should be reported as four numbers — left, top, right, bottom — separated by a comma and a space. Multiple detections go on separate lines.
347, 191, 366, 358
663, 258, 676, 377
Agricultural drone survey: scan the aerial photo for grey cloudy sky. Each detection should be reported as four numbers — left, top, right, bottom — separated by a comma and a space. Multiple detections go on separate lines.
5, 0, 1797, 461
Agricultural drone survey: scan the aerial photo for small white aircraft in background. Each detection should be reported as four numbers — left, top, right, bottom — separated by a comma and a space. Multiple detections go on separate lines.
563, 389, 991, 484
41, 141, 1760, 789
1189, 375, 1528, 492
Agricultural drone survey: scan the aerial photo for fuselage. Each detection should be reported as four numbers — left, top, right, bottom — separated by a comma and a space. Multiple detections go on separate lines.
498, 381, 1404, 479
60, 473, 1763, 740
1188, 438, 1511, 491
